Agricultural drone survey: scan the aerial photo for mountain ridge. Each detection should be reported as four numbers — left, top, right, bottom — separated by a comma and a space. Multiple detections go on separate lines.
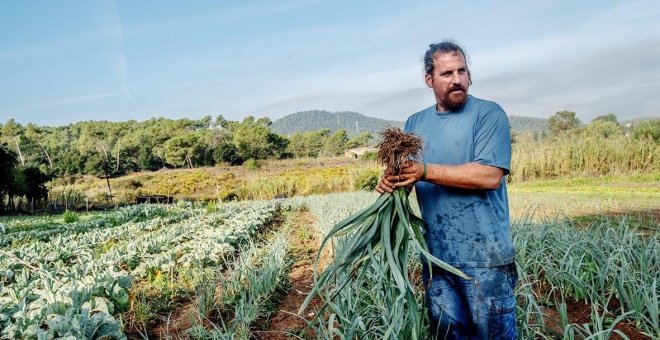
271, 110, 551, 136
270, 110, 404, 137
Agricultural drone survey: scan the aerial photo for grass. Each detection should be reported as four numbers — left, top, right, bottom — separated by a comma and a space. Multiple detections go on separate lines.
44, 157, 382, 208
508, 173, 660, 222
41, 151, 658, 211
510, 133, 659, 182
509, 173, 659, 192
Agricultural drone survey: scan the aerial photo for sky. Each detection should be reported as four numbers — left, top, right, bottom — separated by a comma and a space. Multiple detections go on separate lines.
1, 0, 659, 126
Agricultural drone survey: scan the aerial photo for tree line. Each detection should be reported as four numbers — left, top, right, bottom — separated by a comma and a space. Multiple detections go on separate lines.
0, 115, 376, 212
1, 110, 657, 212
0, 115, 376, 176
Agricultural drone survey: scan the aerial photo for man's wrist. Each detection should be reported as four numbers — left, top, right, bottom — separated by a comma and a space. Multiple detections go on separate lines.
422, 162, 427, 181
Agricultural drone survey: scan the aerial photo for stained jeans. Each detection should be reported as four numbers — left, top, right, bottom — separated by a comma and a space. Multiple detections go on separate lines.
422, 262, 518, 339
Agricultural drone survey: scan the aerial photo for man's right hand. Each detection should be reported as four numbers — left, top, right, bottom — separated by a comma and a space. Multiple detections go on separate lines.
375, 176, 397, 194
376, 161, 424, 194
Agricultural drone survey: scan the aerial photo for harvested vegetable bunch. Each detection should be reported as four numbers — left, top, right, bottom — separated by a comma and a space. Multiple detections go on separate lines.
300, 127, 468, 319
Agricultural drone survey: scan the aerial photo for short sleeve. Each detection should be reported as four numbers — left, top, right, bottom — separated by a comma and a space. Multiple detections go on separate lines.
403, 116, 413, 133
474, 107, 512, 175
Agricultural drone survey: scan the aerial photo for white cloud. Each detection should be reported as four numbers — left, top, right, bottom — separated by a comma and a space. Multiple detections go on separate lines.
1, 92, 120, 114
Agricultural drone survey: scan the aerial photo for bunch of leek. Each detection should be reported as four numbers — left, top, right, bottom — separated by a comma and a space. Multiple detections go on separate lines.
300, 128, 468, 331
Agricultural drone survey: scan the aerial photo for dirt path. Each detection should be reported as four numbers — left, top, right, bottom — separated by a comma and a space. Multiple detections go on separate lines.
259, 206, 326, 340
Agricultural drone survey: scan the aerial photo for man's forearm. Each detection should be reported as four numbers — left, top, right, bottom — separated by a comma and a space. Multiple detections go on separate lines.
424, 162, 503, 190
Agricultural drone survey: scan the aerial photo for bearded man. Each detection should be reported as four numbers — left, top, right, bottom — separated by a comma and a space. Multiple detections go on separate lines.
377, 41, 518, 339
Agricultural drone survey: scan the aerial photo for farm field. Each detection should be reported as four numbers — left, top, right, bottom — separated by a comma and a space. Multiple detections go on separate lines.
1, 176, 658, 339
2, 2, 659, 339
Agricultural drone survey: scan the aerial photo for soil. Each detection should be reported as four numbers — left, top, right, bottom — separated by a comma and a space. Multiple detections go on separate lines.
531, 281, 652, 340
148, 302, 198, 339
256, 206, 327, 340
541, 299, 651, 340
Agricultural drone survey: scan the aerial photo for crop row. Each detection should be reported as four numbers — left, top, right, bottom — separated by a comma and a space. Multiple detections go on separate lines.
294, 191, 658, 339
0, 201, 278, 339
0, 204, 172, 247
187, 232, 291, 339
513, 217, 659, 337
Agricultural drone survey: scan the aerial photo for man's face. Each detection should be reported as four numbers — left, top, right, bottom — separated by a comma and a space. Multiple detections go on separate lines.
425, 52, 470, 112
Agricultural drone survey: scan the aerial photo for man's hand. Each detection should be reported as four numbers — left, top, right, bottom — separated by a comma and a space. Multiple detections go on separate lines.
375, 175, 396, 193
375, 161, 424, 193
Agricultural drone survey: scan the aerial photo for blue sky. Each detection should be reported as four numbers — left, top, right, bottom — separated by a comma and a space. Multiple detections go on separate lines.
1, 0, 659, 126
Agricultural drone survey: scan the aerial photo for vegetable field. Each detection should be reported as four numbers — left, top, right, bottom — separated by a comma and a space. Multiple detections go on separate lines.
1, 178, 658, 339
291, 191, 659, 339
0, 202, 287, 338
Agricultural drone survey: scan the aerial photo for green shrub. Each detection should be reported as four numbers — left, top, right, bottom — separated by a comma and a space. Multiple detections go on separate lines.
631, 120, 660, 142
220, 191, 238, 201
360, 151, 378, 162
354, 170, 380, 191
63, 211, 79, 223
243, 159, 262, 170
205, 202, 219, 214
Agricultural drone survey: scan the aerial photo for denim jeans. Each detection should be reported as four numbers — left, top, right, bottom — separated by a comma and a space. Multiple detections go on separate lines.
422, 262, 518, 339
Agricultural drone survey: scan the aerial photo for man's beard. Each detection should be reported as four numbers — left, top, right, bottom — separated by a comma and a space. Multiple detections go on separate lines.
441, 85, 468, 111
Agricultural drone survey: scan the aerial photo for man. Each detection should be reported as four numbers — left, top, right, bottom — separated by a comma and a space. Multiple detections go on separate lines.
376, 41, 517, 339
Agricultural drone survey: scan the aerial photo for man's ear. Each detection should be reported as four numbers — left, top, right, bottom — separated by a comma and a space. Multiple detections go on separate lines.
424, 73, 433, 88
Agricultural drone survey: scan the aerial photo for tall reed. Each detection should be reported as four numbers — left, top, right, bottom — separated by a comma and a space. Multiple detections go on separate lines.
511, 134, 658, 182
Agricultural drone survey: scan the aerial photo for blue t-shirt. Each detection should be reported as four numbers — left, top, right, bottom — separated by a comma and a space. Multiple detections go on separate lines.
404, 95, 514, 267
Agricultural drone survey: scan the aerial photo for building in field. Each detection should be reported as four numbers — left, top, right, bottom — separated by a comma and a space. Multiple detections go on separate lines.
344, 147, 377, 159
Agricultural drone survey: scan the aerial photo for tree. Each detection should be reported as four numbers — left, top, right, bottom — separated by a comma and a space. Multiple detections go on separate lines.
232, 116, 288, 160
584, 120, 622, 138
266, 132, 289, 159
52, 147, 86, 177
631, 120, 660, 142
0, 144, 18, 212
322, 129, 349, 156
163, 132, 211, 168
1, 119, 25, 166
24, 123, 53, 170
20, 165, 50, 211
137, 144, 162, 171
213, 142, 243, 165
592, 113, 619, 125
346, 132, 373, 149
301, 129, 330, 158
215, 115, 240, 131
548, 110, 581, 135
286, 132, 306, 158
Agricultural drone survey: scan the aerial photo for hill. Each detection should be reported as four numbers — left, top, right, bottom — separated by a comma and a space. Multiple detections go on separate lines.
508, 115, 548, 132
270, 110, 403, 137
272, 110, 549, 135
